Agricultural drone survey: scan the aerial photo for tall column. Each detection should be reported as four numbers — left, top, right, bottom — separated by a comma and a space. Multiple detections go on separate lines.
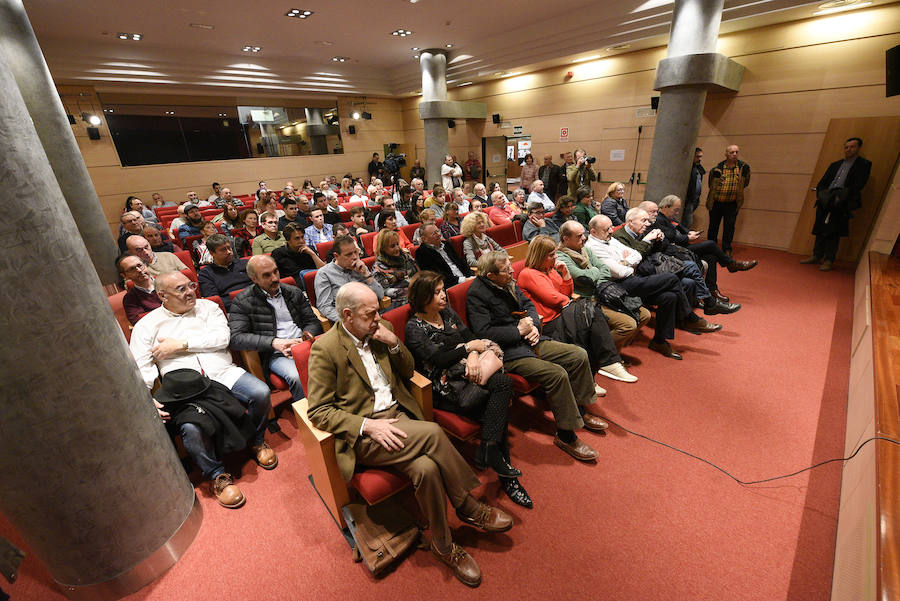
644, 0, 743, 206
420, 50, 450, 187
0, 0, 119, 284
0, 46, 199, 601
304, 108, 329, 155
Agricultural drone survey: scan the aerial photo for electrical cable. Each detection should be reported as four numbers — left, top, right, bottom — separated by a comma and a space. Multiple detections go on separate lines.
605, 417, 900, 485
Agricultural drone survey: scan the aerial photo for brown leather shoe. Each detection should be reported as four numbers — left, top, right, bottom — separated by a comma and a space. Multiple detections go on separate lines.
455, 502, 514, 533
799, 255, 820, 264
648, 340, 682, 360
582, 412, 609, 432
431, 542, 481, 587
212, 473, 245, 509
553, 435, 599, 462
820, 260, 833, 271
251, 441, 278, 470
712, 289, 730, 303
681, 317, 723, 334
727, 259, 758, 272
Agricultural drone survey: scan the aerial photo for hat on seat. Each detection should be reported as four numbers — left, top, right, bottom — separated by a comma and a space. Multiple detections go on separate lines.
155, 369, 212, 405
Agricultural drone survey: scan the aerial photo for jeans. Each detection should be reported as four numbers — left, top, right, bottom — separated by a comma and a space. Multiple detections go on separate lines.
229, 371, 273, 446
180, 422, 224, 480
268, 354, 304, 400
679, 260, 711, 301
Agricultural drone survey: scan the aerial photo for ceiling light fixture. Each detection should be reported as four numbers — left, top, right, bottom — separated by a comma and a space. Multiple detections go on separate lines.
457, 81, 473, 87
218, 113, 227, 117
242, 45, 261, 53
606, 43, 631, 51
813, 0, 870, 14
445, 44, 453, 48
413, 54, 420, 59
88, 115, 102, 125
117, 33, 142, 41
501, 71, 522, 78
164, 111, 175, 116
351, 111, 361, 119
573, 54, 602, 63
411, 47, 419, 51
332, 56, 350, 62
391, 29, 413, 37
286, 8, 314, 18
189, 23, 215, 30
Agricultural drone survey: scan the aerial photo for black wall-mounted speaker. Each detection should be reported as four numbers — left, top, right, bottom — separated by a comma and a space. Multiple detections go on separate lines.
492, 113, 501, 124
651, 96, 660, 110
86, 127, 101, 140
448, 119, 456, 128
887, 44, 899, 97
348, 125, 356, 134
67, 114, 76, 124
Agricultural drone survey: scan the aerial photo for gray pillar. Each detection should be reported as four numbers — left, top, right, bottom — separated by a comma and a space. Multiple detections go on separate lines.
0, 0, 119, 285
645, 0, 742, 207
420, 50, 450, 186
305, 108, 328, 155
0, 47, 199, 601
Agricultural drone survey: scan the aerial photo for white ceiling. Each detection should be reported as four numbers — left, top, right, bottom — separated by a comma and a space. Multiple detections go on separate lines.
24, 0, 885, 99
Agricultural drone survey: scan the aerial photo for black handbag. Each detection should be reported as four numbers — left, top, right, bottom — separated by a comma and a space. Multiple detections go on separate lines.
595, 280, 643, 323
649, 251, 684, 274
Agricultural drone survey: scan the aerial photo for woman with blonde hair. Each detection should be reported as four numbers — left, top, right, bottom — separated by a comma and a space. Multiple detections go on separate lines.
461, 211, 502, 267
601, 181, 629, 226
373, 228, 419, 311
518, 235, 637, 383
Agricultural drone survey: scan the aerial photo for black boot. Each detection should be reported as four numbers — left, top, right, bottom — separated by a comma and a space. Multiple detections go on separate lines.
476, 441, 522, 478
500, 477, 533, 509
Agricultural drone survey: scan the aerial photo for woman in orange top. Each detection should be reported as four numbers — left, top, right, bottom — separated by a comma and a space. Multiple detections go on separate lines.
377, 209, 415, 252
518, 236, 637, 383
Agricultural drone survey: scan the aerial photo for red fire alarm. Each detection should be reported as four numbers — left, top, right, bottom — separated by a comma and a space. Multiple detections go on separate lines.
566, 71, 574, 79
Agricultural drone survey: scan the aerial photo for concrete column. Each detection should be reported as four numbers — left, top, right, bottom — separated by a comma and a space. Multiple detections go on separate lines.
645, 0, 742, 207
0, 0, 119, 285
0, 46, 200, 601
420, 50, 450, 186
305, 108, 328, 155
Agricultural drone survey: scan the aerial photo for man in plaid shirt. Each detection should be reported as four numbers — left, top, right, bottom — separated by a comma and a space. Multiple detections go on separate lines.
705, 144, 751, 256
304, 207, 333, 252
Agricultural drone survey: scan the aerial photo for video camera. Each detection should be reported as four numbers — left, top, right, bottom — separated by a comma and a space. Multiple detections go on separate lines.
383, 152, 407, 174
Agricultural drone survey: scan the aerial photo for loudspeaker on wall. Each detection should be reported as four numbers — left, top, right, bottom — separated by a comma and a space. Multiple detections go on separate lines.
86, 127, 100, 140
492, 113, 501, 124
651, 96, 659, 110
348, 125, 356, 134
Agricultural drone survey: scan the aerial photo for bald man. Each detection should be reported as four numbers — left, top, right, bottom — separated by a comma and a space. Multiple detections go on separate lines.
227, 255, 322, 401
126, 235, 188, 277
307, 282, 513, 587
706, 144, 751, 256
129, 271, 277, 509
118, 210, 145, 251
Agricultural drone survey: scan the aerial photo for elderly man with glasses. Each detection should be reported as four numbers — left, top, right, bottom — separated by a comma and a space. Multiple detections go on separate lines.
522, 201, 561, 242
129, 271, 277, 509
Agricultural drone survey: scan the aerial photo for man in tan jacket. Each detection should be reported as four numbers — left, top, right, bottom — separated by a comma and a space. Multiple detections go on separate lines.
306, 282, 514, 588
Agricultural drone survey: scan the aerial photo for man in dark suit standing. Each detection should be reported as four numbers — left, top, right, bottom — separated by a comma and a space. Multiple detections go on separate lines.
801, 137, 872, 271
307, 282, 513, 587
538, 154, 562, 201
414, 223, 472, 286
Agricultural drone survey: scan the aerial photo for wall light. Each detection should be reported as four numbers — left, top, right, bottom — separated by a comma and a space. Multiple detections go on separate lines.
351, 111, 361, 119
813, 0, 871, 15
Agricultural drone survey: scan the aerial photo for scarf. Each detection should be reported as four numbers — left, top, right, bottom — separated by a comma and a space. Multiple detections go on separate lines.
557, 245, 590, 269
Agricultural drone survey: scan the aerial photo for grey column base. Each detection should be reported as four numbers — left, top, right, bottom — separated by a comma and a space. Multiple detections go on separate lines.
58, 493, 203, 601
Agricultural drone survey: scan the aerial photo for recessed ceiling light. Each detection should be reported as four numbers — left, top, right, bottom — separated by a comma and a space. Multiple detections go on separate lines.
351, 111, 361, 119
242, 45, 261, 53
457, 81, 473, 87
218, 113, 227, 117
409, 0, 418, 3
413, 55, 420, 59
189, 23, 215, 30
501, 71, 522, 78
813, 0, 870, 14
88, 115, 102, 125
411, 47, 419, 51
573, 54, 602, 63
391, 29, 414, 37
606, 43, 631, 51
103, 108, 114, 113
314, 40, 334, 46
117, 32, 142, 41
445, 44, 453, 48
164, 110, 175, 116
286, 8, 314, 18
332, 56, 350, 62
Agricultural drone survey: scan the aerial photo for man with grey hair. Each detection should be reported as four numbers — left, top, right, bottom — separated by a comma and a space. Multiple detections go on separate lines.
307, 281, 513, 587
528, 179, 555, 212
215, 187, 244, 209
126, 235, 188, 277
486, 191, 520, 225
228, 255, 321, 401
472, 182, 488, 206
118, 211, 146, 251
130, 270, 277, 509
314, 236, 385, 323
522, 201, 560, 242
467, 250, 608, 463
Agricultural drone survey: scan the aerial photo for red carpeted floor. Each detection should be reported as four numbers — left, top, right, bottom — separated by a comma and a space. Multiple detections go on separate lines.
1, 246, 854, 601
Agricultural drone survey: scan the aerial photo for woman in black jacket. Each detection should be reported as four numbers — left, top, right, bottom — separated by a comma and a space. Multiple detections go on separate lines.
405, 271, 532, 508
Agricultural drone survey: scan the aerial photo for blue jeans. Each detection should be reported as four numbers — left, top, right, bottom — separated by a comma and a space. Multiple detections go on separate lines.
180, 422, 223, 480
679, 259, 711, 301
268, 354, 304, 400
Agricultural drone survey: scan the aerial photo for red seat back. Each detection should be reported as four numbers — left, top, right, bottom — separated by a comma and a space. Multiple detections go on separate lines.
360, 231, 378, 257
173, 250, 196, 280
382, 305, 413, 343
290, 338, 315, 393
304, 270, 318, 307
447, 277, 474, 326
511, 259, 526, 279
512, 219, 524, 242
400, 223, 419, 242
487, 222, 517, 247
108, 291, 132, 342
316, 240, 334, 262
450, 234, 465, 259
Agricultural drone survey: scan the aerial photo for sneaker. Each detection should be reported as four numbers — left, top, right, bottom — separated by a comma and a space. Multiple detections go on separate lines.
212, 473, 245, 509
594, 384, 607, 397
598, 362, 638, 383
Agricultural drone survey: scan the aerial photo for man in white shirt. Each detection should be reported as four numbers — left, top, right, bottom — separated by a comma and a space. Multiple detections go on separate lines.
440, 154, 463, 191
129, 271, 277, 508
528, 179, 556, 212
348, 183, 368, 205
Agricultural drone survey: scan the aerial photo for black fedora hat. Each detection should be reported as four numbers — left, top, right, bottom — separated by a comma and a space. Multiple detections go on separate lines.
156, 369, 212, 405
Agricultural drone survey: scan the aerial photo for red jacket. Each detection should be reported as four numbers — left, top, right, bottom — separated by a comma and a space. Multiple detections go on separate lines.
517, 267, 573, 324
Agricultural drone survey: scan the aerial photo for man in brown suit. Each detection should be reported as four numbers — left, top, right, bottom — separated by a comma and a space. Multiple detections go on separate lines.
306, 282, 513, 588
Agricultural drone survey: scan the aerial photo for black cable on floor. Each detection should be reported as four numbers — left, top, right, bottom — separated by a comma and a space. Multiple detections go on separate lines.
605, 418, 900, 485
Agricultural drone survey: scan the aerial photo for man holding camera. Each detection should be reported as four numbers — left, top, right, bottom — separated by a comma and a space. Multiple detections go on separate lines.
567, 148, 598, 197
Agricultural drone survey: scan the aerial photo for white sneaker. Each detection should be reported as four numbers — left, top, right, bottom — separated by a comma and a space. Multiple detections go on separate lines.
595, 384, 607, 397
598, 362, 638, 383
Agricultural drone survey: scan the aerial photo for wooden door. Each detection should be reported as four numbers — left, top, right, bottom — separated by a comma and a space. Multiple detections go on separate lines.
483, 136, 507, 194
789, 116, 900, 263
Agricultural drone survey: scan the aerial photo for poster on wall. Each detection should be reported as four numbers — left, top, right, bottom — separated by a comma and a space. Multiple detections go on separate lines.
610, 149, 625, 161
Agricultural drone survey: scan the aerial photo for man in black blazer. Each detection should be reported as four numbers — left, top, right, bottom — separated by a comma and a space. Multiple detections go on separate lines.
414, 223, 472, 286
538, 154, 563, 201
802, 137, 872, 271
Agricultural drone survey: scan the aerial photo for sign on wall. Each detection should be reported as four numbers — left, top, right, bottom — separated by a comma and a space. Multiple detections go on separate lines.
610, 149, 625, 161
560, 127, 569, 142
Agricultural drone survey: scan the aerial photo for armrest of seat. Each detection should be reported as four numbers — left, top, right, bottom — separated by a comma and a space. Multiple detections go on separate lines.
571, 293, 581, 300
239, 349, 265, 381
312, 306, 332, 332
379, 296, 391, 310
409, 370, 433, 421
291, 399, 350, 528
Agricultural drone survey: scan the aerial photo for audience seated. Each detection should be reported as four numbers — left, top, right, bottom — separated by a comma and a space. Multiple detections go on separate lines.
572, 186, 599, 228
527, 179, 555, 212
405, 271, 530, 507
522, 201, 559, 242
425, 185, 448, 218
193, 221, 218, 265
466, 251, 608, 462
461, 212, 502, 268
118, 211, 146, 251
151, 192, 175, 208
168, 203, 188, 240
252, 213, 287, 255
206, 182, 222, 205
197, 234, 252, 309
485, 191, 520, 225
451, 188, 470, 213
376, 209, 415, 252
471, 183, 488, 207
227, 255, 323, 402
412, 208, 436, 245
314, 236, 385, 323
271, 223, 325, 280
232, 209, 260, 257
257, 195, 285, 220
374, 196, 409, 228
510, 188, 528, 216
655, 194, 757, 304
178, 204, 205, 240
125, 196, 159, 228
278, 198, 308, 231
373, 229, 419, 311
117, 254, 161, 324
586, 215, 718, 360
126, 235, 188, 277
346, 206, 373, 251
307, 281, 513, 587
439, 203, 462, 240
415, 223, 472, 286
304, 207, 333, 253
601, 182, 629, 226
325, 192, 347, 223
129, 271, 276, 509
215, 188, 244, 209
468, 198, 495, 226
142, 225, 174, 253
348, 183, 368, 205
214, 202, 244, 235
405, 193, 426, 224
552, 195, 578, 228
519, 236, 636, 383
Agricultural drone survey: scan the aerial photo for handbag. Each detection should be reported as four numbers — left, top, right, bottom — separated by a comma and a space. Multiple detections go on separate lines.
595, 280, 643, 323
475, 349, 503, 386
649, 251, 684, 274
342, 500, 421, 576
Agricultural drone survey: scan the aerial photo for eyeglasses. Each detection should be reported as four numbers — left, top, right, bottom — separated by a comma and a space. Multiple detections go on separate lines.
171, 282, 198, 295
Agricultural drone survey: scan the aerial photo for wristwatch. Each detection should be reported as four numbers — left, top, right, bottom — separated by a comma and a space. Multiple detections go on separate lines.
182, 340, 189, 351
